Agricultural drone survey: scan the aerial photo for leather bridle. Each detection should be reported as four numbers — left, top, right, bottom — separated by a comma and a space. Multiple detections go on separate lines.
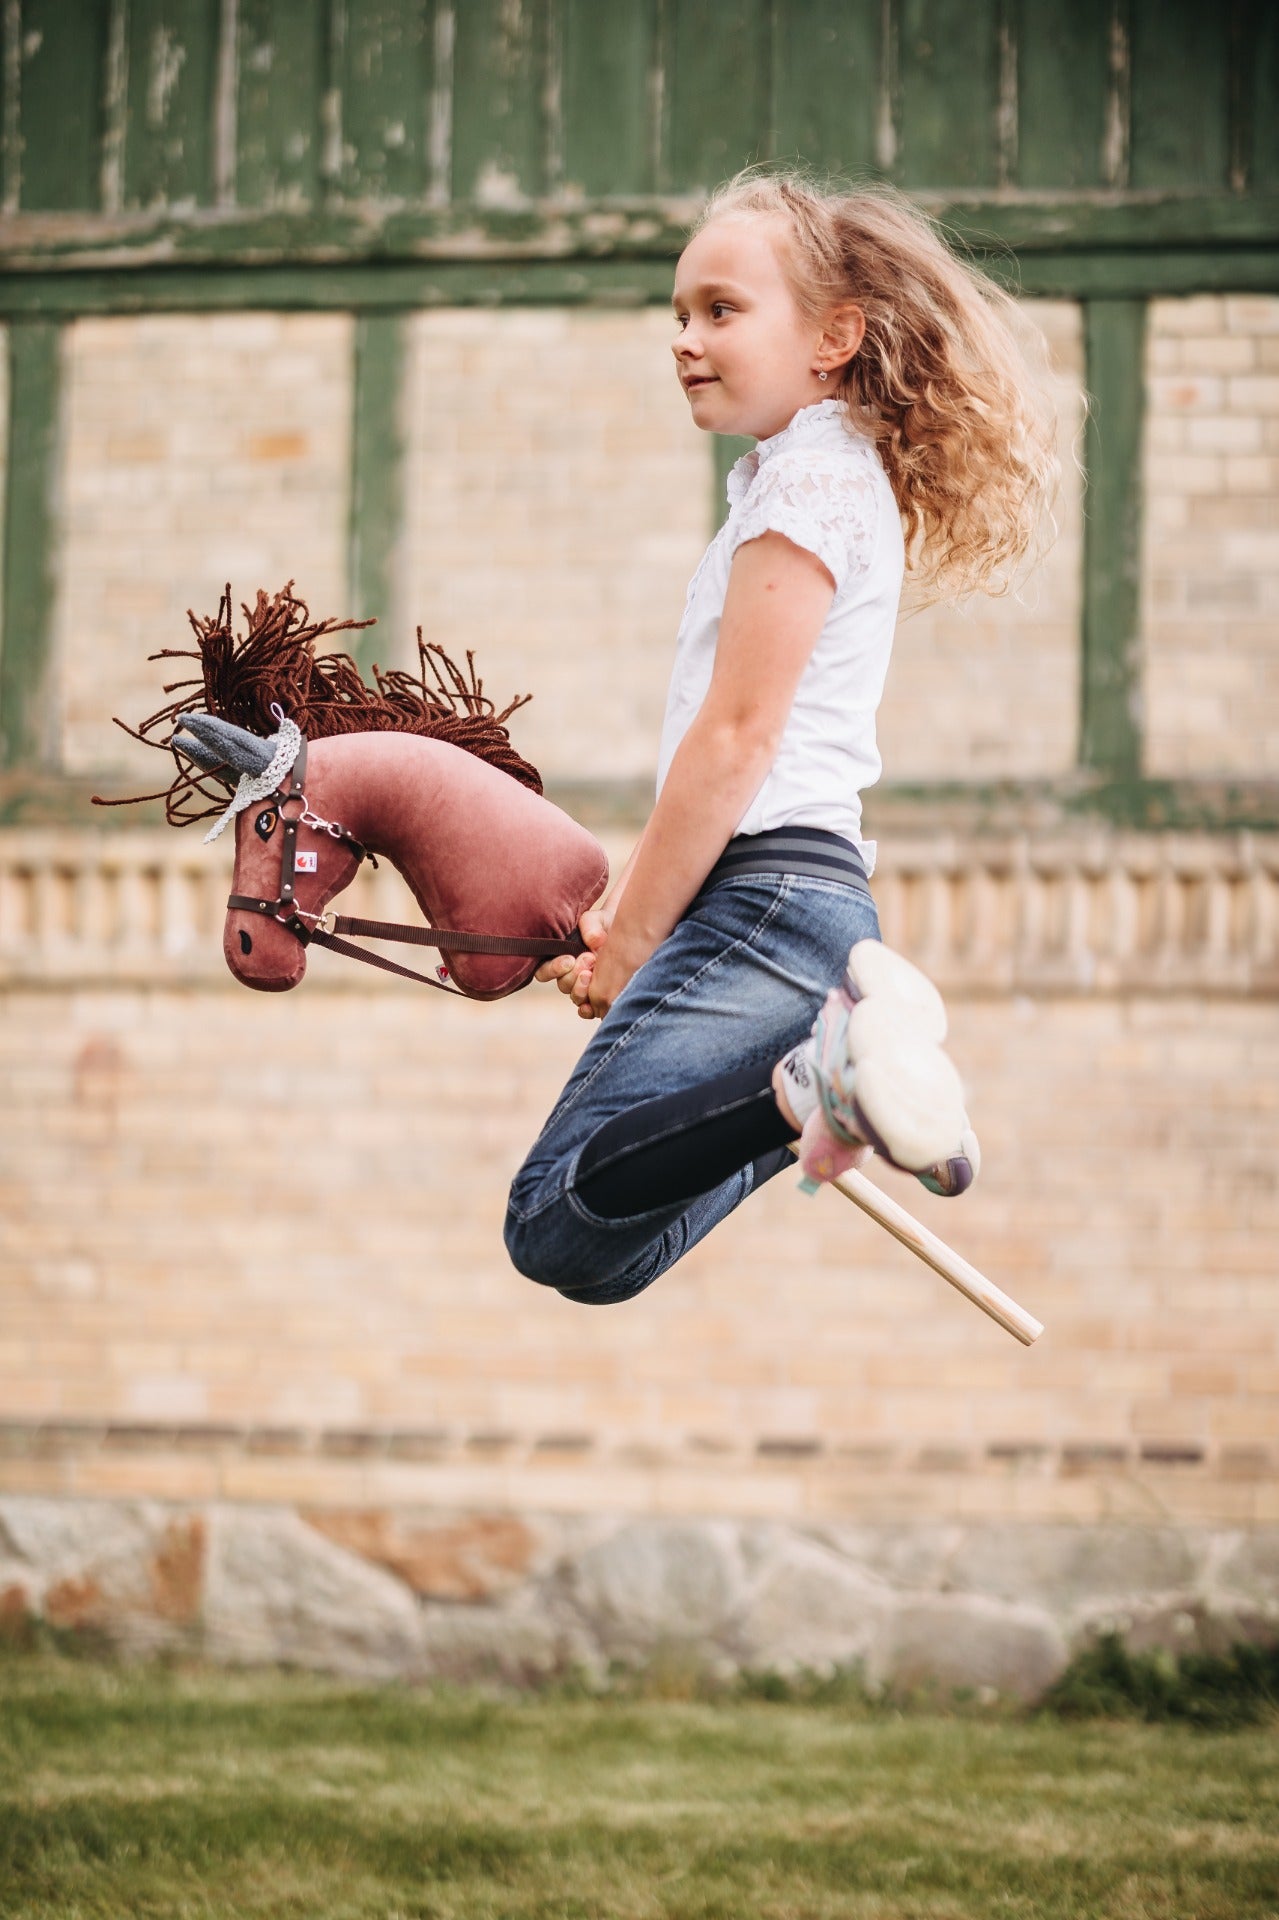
226, 736, 585, 995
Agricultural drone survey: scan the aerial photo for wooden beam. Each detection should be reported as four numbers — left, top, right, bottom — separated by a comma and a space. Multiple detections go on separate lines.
0, 240, 1275, 324
1, 320, 62, 770
1, 191, 1277, 277
0, 258, 676, 318
348, 311, 406, 672
1080, 298, 1146, 778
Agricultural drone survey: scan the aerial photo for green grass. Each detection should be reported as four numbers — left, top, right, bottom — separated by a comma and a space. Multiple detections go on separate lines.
1, 1654, 1276, 1919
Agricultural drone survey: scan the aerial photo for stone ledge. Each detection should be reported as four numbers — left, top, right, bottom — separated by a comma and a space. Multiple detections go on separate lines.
1, 1497, 1276, 1697
0, 1422, 1272, 1527
2, 827, 1278, 994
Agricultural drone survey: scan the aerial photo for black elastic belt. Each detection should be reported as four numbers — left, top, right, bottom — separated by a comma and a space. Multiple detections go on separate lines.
702, 825, 870, 893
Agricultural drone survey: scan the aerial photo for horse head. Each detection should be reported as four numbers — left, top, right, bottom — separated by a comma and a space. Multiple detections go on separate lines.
172, 711, 608, 999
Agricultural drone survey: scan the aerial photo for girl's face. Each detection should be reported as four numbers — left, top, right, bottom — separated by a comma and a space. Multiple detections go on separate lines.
672, 215, 829, 440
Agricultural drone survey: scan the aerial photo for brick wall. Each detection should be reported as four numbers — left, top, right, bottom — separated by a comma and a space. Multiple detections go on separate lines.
51, 302, 1089, 795
54, 313, 353, 779
1, 828, 1275, 1525
33, 298, 1279, 797
877, 301, 1085, 780
400, 308, 708, 786
1143, 294, 1279, 777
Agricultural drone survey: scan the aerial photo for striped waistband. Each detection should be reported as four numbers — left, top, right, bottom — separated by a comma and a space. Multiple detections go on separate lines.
702, 825, 870, 893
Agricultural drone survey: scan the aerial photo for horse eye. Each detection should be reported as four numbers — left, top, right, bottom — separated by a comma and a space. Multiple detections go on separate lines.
254, 809, 276, 840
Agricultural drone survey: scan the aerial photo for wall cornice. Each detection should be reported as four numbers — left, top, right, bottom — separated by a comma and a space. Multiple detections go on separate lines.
2, 827, 1275, 997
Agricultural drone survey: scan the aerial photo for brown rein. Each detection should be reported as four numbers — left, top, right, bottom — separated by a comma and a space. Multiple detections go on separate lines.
226, 737, 586, 995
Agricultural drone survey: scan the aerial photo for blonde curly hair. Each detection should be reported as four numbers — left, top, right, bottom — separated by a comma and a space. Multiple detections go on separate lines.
696, 170, 1060, 603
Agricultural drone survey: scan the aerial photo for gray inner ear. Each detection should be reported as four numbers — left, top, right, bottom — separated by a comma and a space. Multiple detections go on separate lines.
172, 711, 275, 776
171, 730, 226, 772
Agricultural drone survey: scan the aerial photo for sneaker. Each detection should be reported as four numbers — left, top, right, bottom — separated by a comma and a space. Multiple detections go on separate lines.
776, 941, 979, 1196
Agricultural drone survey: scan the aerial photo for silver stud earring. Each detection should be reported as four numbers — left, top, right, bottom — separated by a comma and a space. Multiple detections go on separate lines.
817, 369, 828, 381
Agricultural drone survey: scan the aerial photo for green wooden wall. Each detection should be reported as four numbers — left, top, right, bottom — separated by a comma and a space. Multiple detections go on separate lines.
3, 0, 1276, 224
1, 0, 1277, 825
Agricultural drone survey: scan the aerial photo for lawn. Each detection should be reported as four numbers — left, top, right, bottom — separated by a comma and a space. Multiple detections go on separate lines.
1, 1656, 1276, 1919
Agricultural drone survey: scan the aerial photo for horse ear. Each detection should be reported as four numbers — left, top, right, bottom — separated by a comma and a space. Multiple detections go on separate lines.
172, 712, 275, 776
170, 726, 225, 772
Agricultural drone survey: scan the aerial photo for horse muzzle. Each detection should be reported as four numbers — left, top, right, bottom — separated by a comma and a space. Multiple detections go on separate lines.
223, 903, 310, 991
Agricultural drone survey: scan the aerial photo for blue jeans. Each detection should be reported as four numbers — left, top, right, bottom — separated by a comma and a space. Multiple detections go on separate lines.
505, 872, 881, 1304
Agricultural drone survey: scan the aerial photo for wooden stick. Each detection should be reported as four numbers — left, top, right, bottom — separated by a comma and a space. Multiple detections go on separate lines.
809, 1156, 1044, 1346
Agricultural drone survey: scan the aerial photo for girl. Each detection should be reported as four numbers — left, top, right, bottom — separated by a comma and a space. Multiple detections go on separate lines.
505, 170, 1057, 1306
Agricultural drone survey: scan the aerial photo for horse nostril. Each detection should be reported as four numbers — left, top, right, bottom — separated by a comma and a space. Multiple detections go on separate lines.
239, 930, 253, 955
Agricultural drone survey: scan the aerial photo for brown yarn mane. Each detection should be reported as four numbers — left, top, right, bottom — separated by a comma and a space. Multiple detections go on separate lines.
93, 583, 542, 829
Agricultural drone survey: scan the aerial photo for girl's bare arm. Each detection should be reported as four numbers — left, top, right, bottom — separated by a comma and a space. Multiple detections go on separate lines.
583, 531, 836, 1016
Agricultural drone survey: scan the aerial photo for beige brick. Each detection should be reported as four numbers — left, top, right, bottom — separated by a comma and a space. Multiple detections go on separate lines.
1149, 374, 1225, 414
1160, 453, 1226, 493
1147, 335, 1184, 372
1156, 295, 1228, 336
1187, 334, 1257, 374
1186, 415, 1264, 455
1227, 375, 1279, 415
1224, 456, 1275, 495
1225, 295, 1279, 335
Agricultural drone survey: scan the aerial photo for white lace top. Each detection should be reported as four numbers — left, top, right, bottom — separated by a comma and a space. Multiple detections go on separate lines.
655, 398, 904, 870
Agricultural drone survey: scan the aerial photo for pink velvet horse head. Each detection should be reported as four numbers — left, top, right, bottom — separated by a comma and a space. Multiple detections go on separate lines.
94, 585, 607, 1001
171, 712, 608, 1000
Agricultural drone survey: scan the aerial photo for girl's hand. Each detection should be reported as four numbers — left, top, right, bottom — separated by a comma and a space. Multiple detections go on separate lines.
585, 927, 652, 1019
535, 903, 612, 1015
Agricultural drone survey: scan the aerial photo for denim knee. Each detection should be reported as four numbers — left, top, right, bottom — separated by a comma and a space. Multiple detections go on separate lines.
503, 1197, 675, 1306
503, 1208, 558, 1291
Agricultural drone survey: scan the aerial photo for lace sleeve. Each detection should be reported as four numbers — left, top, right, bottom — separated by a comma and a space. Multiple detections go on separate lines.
728, 450, 882, 593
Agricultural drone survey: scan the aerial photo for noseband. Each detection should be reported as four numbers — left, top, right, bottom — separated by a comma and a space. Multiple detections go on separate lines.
226, 735, 585, 995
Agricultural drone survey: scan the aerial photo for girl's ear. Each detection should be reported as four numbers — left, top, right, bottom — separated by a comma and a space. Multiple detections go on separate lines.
821, 303, 867, 368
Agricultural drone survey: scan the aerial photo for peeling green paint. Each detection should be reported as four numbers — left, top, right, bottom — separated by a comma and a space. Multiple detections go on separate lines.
235, 0, 329, 208
1, 320, 60, 770
123, 0, 220, 209
348, 311, 406, 670
1080, 299, 1145, 779
1, 0, 1272, 223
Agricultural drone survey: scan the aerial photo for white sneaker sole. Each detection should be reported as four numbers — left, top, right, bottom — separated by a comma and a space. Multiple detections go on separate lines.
851, 1038, 967, 1174
845, 939, 948, 1045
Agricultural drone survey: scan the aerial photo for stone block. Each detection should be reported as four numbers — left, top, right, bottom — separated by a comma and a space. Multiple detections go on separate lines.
868, 1593, 1068, 1700
0, 1496, 203, 1650
561, 1519, 748, 1660
1213, 1529, 1279, 1604
733, 1533, 888, 1675
946, 1523, 1203, 1613
203, 1505, 422, 1677
420, 1587, 600, 1685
